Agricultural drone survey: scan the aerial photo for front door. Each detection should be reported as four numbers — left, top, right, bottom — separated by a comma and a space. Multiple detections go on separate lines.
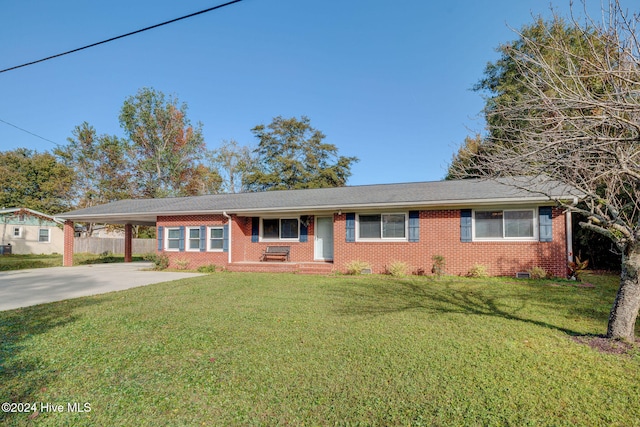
315, 216, 334, 261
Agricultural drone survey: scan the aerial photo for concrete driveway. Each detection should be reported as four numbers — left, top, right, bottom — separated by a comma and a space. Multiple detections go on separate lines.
0, 262, 204, 311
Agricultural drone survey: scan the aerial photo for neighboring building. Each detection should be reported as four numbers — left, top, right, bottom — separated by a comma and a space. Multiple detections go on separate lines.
0, 208, 64, 255
57, 177, 581, 277
90, 226, 125, 238
73, 224, 125, 238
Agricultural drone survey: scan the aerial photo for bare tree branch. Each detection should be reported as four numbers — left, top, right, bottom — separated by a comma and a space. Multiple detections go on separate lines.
448, 1, 640, 340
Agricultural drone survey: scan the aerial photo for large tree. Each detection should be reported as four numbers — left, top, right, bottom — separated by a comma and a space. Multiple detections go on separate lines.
244, 116, 358, 191
56, 123, 133, 204
448, 16, 608, 177
448, 14, 622, 271
208, 139, 255, 193
0, 148, 74, 214
449, 1, 640, 341
55, 122, 133, 234
119, 87, 211, 198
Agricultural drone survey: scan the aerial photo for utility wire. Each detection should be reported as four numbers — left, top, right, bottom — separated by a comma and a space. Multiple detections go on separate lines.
0, 0, 244, 74
0, 118, 61, 146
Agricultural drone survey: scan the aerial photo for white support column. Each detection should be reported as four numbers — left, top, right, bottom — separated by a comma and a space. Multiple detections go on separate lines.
223, 211, 232, 264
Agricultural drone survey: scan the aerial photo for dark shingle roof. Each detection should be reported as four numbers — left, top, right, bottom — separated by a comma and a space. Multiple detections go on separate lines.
57, 177, 580, 225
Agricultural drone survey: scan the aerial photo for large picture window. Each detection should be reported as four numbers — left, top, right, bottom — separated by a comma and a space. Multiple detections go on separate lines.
280, 219, 299, 239
262, 218, 299, 240
357, 213, 407, 240
359, 215, 381, 239
474, 209, 535, 240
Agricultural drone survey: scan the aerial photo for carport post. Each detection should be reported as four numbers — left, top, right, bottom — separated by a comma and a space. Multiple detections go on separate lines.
124, 224, 133, 263
63, 220, 74, 267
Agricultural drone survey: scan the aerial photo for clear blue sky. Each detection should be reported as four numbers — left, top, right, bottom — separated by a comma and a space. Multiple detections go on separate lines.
0, 0, 630, 186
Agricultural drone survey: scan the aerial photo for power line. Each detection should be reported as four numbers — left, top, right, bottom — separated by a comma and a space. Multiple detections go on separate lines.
1, 120, 61, 148
0, 118, 61, 146
0, 0, 244, 74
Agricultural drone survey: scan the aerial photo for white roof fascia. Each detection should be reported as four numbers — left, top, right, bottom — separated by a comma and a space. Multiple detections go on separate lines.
2, 207, 63, 224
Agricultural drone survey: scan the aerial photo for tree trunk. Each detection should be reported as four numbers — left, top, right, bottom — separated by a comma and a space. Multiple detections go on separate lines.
606, 243, 640, 341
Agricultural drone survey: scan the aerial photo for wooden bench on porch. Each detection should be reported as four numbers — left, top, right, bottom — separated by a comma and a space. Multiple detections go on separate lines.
261, 246, 290, 262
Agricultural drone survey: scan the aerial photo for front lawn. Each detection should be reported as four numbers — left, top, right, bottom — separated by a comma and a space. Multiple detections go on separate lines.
0, 254, 63, 271
1, 272, 638, 426
0, 253, 146, 271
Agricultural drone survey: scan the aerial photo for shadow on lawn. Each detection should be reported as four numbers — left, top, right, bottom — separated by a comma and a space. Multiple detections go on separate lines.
0, 298, 104, 424
332, 277, 608, 336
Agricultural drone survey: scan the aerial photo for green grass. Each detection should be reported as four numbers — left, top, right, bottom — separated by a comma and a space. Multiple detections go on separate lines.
1, 272, 638, 426
0, 253, 146, 271
0, 254, 62, 271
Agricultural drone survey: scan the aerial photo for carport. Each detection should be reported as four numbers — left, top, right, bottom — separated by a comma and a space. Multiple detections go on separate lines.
57, 207, 158, 267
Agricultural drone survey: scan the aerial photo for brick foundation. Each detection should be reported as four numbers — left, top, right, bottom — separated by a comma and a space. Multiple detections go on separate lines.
156, 215, 230, 270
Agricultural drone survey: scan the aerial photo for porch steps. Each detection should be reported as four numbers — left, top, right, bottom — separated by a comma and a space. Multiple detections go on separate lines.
227, 262, 298, 273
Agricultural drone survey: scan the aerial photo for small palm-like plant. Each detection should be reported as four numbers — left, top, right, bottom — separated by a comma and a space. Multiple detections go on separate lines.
345, 260, 372, 275
431, 255, 445, 278
386, 261, 409, 277
568, 256, 589, 280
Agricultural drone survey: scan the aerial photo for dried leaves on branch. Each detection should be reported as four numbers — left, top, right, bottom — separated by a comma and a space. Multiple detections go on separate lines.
449, 1, 640, 340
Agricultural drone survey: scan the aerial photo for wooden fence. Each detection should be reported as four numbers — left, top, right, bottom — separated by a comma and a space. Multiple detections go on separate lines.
73, 237, 156, 255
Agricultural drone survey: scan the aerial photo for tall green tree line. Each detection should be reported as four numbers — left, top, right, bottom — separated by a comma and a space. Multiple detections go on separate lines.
0, 149, 74, 214
2, 89, 357, 216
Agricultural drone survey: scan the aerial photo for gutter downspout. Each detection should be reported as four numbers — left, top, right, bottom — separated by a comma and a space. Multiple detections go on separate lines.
1, 215, 6, 246
223, 211, 232, 265
565, 197, 578, 264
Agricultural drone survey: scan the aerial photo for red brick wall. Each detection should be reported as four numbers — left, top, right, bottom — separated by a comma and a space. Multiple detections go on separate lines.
333, 208, 567, 277
157, 207, 568, 277
231, 216, 315, 263
157, 215, 230, 270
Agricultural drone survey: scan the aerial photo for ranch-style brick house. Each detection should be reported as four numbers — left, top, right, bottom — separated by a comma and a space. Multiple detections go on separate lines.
57, 177, 580, 277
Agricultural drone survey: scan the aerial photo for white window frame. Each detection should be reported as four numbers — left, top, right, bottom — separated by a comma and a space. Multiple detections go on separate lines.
13, 226, 23, 238
38, 228, 51, 243
208, 226, 224, 252
165, 227, 181, 251
472, 208, 538, 241
356, 212, 408, 242
186, 226, 202, 252
260, 217, 300, 241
